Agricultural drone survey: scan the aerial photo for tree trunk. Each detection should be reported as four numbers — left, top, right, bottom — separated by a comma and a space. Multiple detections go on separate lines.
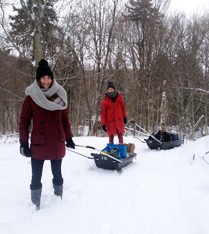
205, 94, 208, 136
33, 26, 43, 67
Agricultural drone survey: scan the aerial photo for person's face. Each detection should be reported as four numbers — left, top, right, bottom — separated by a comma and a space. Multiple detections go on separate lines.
40, 75, 52, 89
107, 87, 115, 93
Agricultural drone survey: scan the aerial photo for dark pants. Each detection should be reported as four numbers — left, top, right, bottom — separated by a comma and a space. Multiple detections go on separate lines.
30, 158, 63, 190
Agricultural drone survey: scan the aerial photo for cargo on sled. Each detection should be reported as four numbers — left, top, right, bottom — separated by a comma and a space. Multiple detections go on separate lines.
125, 121, 182, 150
91, 143, 137, 170
144, 128, 182, 150
67, 143, 137, 170
144, 135, 182, 150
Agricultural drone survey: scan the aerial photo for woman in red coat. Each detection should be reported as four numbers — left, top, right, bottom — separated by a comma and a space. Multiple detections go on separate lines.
19, 59, 75, 209
101, 82, 127, 144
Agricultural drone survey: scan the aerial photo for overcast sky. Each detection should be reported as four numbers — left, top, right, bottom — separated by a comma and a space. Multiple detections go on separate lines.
2, 0, 209, 19
168, 0, 208, 17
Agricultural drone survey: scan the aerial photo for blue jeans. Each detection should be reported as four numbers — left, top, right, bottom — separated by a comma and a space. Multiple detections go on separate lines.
30, 158, 63, 190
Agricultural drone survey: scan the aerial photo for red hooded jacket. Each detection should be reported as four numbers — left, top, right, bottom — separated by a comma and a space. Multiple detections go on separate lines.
101, 93, 127, 135
19, 96, 73, 160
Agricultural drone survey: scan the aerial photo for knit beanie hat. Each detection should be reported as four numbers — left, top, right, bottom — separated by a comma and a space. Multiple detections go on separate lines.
107, 82, 115, 90
36, 59, 54, 81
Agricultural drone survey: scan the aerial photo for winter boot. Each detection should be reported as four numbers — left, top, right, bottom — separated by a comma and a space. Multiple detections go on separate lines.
31, 188, 42, 210
53, 184, 63, 199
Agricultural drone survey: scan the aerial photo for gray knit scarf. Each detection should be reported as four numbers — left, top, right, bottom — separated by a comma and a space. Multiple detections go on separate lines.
25, 80, 67, 111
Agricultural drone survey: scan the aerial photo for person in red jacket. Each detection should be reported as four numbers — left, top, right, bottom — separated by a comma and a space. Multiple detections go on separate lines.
19, 59, 75, 209
101, 82, 127, 144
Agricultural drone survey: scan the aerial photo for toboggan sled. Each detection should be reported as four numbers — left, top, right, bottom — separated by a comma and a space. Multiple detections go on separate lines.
91, 143, 137, 170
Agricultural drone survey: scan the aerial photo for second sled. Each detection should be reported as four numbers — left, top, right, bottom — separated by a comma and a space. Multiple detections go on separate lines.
144, 137, 182, 150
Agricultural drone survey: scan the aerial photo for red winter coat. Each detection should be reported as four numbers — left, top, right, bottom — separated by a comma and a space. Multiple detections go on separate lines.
19, 96, 73, 160
101, 93, 127, 135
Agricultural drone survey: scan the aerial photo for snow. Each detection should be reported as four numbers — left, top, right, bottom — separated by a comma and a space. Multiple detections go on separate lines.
1, 136, 209, 234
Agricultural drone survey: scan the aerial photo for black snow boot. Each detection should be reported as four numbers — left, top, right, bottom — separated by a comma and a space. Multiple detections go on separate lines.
53, 184, 63, 199
31, 188, 42, 210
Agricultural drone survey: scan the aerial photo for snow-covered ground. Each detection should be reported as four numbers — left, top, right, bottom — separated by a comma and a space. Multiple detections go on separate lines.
1, 136, 209, 234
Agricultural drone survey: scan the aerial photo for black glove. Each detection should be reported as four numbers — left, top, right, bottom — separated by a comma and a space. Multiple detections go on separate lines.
66, 138, 75, 149
124, 117, 127, 124
102, 125, 107, 132
20, 142, 31, 157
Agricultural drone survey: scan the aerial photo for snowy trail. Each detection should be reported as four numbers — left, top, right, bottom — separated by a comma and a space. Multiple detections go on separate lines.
0, 136, 209, 234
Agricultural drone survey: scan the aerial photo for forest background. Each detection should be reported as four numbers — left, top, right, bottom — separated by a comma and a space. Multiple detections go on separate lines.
0, 0, 209, 140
